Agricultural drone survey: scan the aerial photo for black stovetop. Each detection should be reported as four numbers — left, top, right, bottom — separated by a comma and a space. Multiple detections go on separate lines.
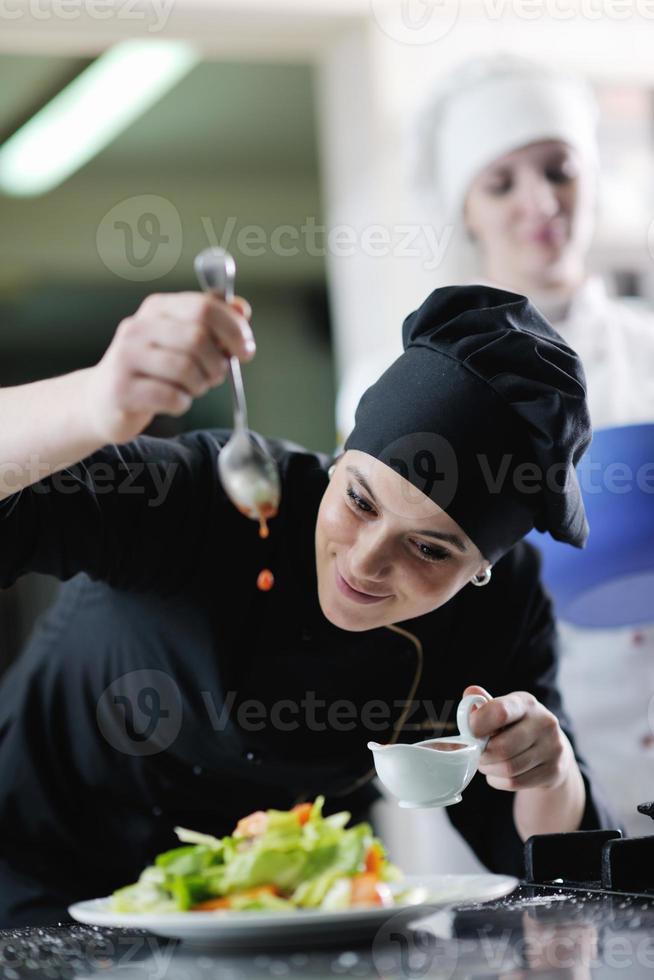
2, 885, 654, 978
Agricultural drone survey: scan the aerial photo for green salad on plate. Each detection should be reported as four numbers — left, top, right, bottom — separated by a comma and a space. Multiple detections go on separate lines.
111, 796, 406, 914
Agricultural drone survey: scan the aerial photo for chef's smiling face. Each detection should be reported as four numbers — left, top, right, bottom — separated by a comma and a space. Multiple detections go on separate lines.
464, 139, 595, 292
315, 450, 489, 632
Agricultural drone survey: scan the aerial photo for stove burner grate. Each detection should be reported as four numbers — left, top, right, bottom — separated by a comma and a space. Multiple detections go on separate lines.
525, 826, 654, 898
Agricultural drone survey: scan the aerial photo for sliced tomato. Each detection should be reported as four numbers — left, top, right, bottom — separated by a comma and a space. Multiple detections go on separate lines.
291, 802, 313, 826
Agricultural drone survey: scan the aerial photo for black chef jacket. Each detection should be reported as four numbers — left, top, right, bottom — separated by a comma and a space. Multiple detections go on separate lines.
0, 429, 615, 926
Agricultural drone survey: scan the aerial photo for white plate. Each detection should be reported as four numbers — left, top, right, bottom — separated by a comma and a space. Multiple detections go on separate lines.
68, 873, 518, 947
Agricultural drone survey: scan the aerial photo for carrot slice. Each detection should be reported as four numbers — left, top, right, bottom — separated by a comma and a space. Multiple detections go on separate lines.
365, 843, 383, 875
291, 802, 312, 825
192, 885, 280, 911
192, 896, 231, 911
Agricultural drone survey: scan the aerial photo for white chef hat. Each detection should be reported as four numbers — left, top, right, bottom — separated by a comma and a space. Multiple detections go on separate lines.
414, 55, 600, 221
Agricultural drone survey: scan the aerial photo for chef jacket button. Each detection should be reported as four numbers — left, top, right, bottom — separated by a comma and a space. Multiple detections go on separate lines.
192, 765, 203, 776
243, 750, 262, 765
301, 629, 312, 642
152, 805, 163, 817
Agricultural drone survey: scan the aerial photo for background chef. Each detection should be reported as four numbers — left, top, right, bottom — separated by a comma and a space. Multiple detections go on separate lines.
338, 54, 654, 436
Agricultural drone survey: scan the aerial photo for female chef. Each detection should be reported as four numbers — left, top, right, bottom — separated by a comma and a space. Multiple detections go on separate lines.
0, 283, 614, 926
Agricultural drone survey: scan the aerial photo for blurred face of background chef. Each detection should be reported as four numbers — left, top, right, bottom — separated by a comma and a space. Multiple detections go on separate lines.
419, 56, 600, 303
464, 139, 595, 299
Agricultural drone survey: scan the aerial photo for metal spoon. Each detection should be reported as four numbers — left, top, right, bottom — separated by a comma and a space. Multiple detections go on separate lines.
194, 247, 281, 530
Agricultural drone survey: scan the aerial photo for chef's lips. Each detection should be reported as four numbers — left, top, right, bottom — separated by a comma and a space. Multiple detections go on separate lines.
344, 284, 592, 564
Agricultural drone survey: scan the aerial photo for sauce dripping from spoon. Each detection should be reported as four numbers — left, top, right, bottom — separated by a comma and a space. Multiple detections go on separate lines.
257, 569, 275, 591
257, 501, 277, 540
234, 501, 278, 589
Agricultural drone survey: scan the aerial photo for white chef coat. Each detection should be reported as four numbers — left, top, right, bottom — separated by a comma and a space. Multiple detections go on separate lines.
336, 274, 654, 847
545, 276, 654, 429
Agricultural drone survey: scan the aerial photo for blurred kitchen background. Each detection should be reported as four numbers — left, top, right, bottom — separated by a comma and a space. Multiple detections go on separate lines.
1, 0, 654, 869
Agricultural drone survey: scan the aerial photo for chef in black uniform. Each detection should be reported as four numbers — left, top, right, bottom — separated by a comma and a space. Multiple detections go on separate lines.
0, 284, 614, 926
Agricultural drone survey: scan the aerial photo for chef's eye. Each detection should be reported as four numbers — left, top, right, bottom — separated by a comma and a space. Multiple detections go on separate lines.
545, 166, 575, 184
484, 175, 512, 195
345, 485, 375, 514
412, 540, 451, 564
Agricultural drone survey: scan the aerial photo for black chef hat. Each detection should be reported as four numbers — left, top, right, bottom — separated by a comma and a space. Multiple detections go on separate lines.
344, 284, 591, 563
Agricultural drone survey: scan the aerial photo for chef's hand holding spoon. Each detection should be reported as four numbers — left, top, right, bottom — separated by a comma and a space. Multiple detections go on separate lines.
87, 290, 255, 445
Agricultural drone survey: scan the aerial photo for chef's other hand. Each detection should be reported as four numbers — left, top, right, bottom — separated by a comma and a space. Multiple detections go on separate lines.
463, 684, 575, 791
88, 292, 254, 445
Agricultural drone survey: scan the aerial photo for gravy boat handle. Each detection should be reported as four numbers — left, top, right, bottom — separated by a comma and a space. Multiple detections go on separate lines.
456, 693, 491, 751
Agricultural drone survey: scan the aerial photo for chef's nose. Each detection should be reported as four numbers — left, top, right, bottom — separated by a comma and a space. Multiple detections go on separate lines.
348, 525, 393, 583
514, 169, 560, 220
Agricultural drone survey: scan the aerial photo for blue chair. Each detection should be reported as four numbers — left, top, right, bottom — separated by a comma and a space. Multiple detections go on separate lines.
527, 424, 654, 628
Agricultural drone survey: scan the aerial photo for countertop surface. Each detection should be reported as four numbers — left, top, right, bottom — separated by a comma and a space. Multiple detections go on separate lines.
3, 885, 654, 979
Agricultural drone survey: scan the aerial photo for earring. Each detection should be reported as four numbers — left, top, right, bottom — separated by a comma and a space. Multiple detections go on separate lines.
470, 567, 492, 587
327, 463, 336, 480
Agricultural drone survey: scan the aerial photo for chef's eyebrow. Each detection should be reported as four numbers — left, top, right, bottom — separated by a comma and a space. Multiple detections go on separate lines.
346, 466, 378, 503
418, 529, 468, 553
345, 465, 468, 553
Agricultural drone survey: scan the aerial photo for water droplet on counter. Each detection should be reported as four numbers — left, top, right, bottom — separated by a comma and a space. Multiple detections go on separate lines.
338, 952, 359, 967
